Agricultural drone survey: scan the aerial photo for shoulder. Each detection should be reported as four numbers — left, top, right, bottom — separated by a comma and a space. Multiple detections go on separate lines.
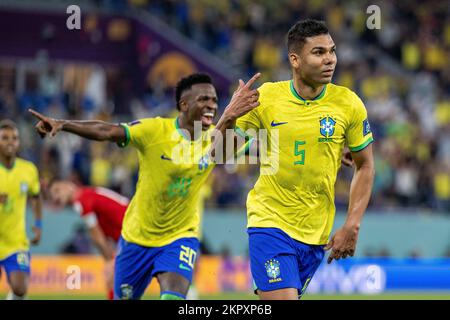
327, 83, 363, 103
16, 158, 38, 173
258, 80, 290, 96
126, 117, 167, 129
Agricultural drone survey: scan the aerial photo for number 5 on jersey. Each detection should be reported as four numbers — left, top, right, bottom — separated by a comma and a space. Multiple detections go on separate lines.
294, 140, 306, 165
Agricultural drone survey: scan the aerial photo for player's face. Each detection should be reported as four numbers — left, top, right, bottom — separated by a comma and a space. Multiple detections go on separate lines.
50, 182, 71, 207
181, 83, 218, 130
289, 34, 337, 86
0, 128, 20, 158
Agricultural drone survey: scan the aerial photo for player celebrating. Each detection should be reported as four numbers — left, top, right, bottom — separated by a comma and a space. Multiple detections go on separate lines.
0, 120, 42, 300
217, 19, 375, 300
29, 72, 260, 300
48, 180, 128, 299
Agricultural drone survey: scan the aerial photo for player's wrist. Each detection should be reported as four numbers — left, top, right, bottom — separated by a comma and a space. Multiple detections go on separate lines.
34, 219, 43, 229
343, 220, 360, 232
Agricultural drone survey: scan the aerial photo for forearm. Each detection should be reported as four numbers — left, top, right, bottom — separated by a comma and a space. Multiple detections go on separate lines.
89, 228, 114, 260
345, 165, 375, 229
210, 113, 236, 162
30, 195, 43, 223
60, 120, 122, 142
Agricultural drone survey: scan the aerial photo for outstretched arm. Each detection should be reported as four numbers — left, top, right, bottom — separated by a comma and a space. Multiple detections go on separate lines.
29, 109, 126, 144
210, 73, 261, 162
325, 144, 375, 263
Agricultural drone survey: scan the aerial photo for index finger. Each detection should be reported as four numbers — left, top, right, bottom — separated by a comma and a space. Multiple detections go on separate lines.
244, 72, 261, 89
28, 108, 47, 121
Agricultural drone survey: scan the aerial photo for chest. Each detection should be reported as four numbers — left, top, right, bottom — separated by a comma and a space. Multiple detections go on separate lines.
260, 104, 349, 147
0, 169, 30, 197
145, 138, 213, 179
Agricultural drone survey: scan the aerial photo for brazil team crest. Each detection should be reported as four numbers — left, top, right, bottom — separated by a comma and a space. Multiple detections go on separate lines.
265, 259, 282, 283
319, 116, 336, 138
198, 154, 210, 171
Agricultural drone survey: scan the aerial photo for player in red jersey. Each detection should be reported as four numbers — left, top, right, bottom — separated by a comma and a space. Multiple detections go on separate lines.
48, 180, 128, 299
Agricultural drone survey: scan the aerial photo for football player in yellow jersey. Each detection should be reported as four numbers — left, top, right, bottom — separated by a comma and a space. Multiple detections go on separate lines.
217, 19, 375, 300
29, 73, 260, 300
0, 120, 42, 300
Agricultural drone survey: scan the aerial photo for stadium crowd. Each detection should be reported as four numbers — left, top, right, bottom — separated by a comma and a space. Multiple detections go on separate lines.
0, 0, 449, 212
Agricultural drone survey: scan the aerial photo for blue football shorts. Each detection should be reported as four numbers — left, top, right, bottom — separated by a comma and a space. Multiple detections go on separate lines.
248, 227, 325, 298
114, 236, 199, 299
0, 251, 31, 277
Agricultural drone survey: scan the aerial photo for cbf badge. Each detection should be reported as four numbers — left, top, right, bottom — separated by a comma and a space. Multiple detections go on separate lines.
120, 284, 133, 300
265, 259, 282, 283
319, 116, 336, 137
16, 252, 30, 268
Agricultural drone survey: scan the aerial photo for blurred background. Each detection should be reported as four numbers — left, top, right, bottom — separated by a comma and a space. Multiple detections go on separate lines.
0, 0, 449, 299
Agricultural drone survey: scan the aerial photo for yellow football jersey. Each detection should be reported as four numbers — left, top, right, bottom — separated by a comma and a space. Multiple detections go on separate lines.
119, 117, 215, 247
236, 80, 374, 245
0, 158, 40, 260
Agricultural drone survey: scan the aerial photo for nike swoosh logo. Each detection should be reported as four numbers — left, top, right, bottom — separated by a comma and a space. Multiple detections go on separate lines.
271, 120, 288, 127
160, 154, 172, 161
178, 263, 191, 271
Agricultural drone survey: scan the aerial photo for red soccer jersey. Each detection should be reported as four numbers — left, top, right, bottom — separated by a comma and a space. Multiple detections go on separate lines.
73, 187, 128, 242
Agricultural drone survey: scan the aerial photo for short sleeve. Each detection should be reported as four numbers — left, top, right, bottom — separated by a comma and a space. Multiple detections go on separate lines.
346, 93, 374, 152
118, 118, 158, 151
28, 163, 40, 196
74, 198, 94, 217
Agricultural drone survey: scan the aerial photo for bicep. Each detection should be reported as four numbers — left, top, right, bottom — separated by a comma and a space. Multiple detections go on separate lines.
351, 143, 374, 170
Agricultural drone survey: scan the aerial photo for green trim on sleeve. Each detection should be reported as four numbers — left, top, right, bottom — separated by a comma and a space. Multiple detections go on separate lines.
117, 124, 130, 148
234, 126, 249, 139
236, 137, 255, 158
349, 137, 374, 152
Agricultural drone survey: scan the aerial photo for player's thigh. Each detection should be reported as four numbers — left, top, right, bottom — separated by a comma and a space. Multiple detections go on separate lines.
152, 237, 200, 296
7, 271, 29, 295
114, 237, 154, 299
257, 287, 298, 300
3, 252, 30, 294
156, 271, 190, 296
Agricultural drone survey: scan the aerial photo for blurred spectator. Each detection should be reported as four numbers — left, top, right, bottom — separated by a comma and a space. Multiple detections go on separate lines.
60, 224, 92, 254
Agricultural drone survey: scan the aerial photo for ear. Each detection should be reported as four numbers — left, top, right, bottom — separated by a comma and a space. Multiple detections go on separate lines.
179, 100, 189, 112
288, 52, 300, 69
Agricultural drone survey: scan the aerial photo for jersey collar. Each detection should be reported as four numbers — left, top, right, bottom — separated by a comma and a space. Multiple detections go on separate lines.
290, 80, 327, 105
0, 160, 16, 171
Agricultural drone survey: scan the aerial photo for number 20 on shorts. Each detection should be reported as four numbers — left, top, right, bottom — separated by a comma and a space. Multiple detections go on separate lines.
179, 245, 196, 268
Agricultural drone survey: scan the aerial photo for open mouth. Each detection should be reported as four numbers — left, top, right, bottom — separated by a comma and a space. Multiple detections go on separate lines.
201, 111, 215, 127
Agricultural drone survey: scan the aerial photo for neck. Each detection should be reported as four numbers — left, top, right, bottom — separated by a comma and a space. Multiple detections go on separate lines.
293, 75, 325, 100
0, 154, 15, 169
177, 114, 195, 140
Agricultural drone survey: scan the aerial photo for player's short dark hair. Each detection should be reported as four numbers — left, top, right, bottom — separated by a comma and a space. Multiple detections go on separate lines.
0, 119, 18, 131
175, 73, 213, 111
287, 19, 329, 53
